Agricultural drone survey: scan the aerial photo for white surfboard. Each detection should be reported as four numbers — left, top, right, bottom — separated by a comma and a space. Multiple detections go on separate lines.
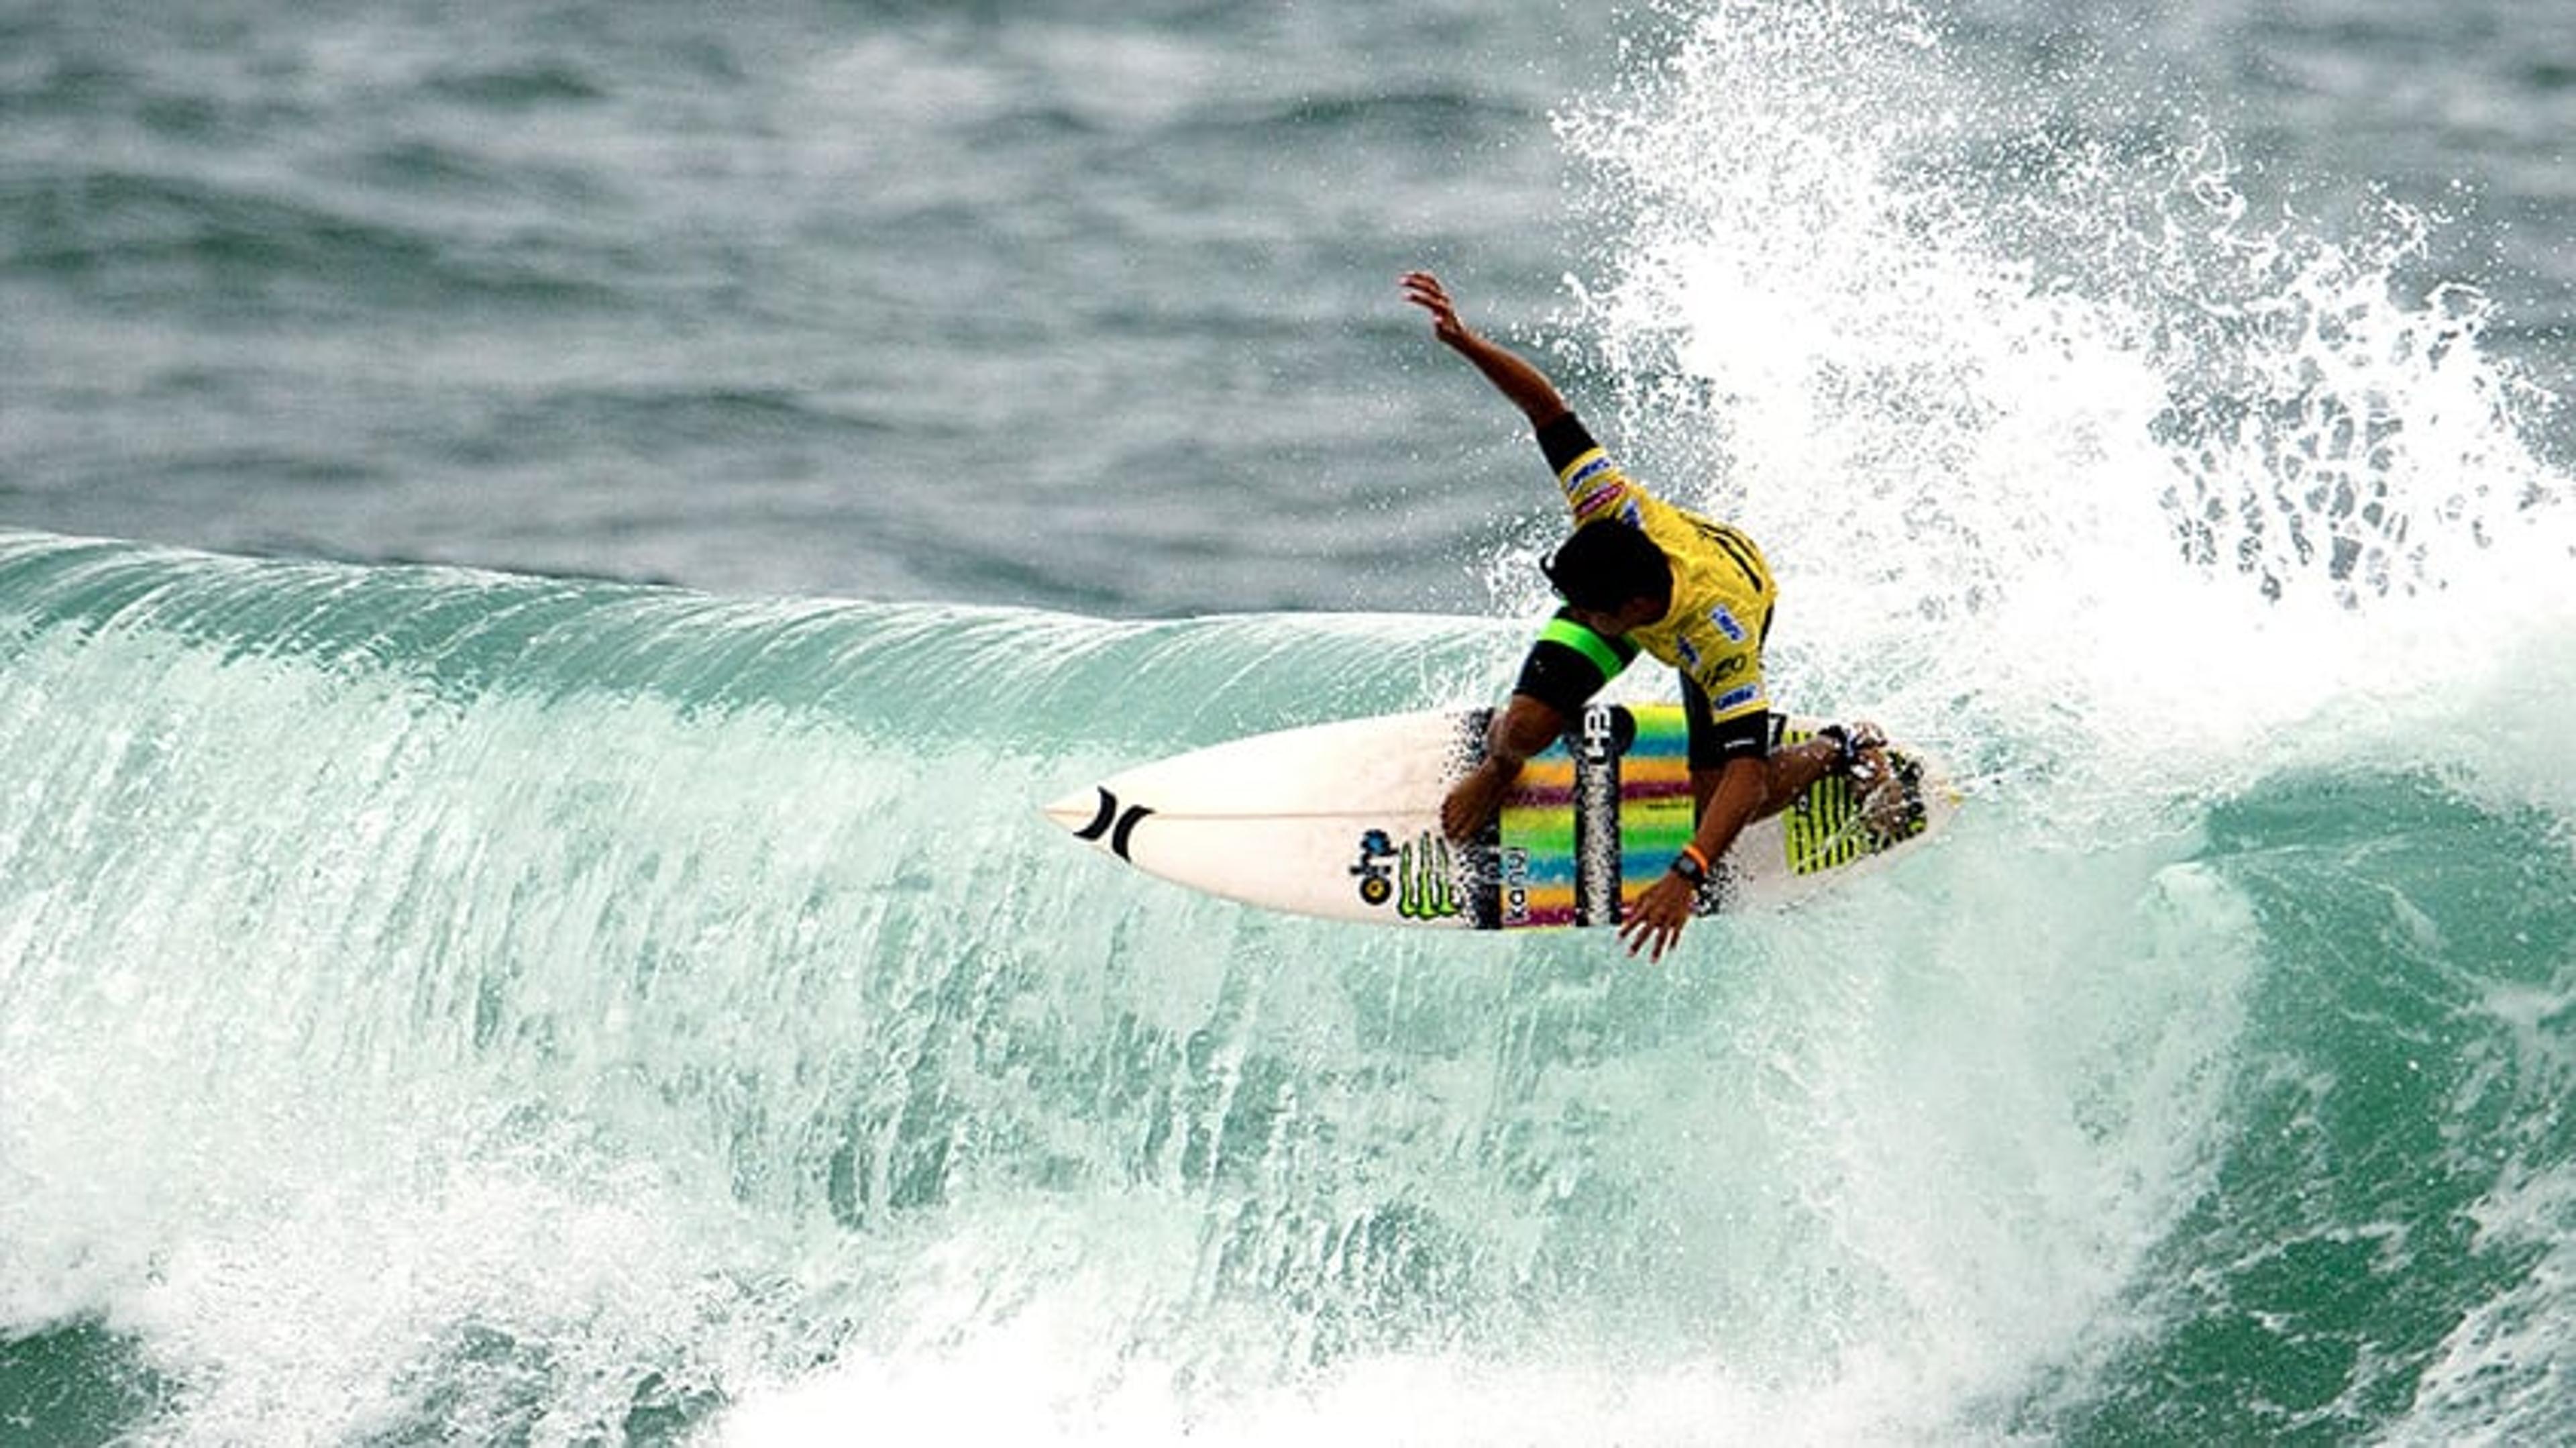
1043, 703, 1960, 929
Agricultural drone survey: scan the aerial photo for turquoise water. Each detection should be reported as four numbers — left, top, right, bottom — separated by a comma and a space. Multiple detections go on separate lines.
6, 0, 2576, 1443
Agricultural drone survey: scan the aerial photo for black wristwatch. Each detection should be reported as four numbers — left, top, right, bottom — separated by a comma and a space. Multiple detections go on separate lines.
1669, 844, 1711, 886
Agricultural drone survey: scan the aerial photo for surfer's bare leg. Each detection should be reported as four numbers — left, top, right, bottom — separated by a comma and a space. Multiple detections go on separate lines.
1688, 739, 1837, 825
1689, 728, 1894, 825
1761, 739, 1845, 819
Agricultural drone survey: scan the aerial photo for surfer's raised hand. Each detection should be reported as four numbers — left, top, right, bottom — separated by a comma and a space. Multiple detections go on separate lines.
1401, 270, 1570, 427
1400, 270, 1472, 347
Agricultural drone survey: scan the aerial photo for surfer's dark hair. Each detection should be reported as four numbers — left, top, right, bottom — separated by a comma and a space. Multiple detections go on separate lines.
1543, 520, 1671, 613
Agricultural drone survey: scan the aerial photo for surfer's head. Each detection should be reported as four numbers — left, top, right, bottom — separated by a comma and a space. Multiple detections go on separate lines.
1542, 520, 1671, 635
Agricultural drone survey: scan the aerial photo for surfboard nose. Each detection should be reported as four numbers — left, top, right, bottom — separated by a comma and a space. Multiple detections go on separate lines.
1041, 784, 1153, 860
1041, 785, 1112, 835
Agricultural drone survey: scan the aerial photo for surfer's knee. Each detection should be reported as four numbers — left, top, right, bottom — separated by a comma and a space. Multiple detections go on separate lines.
1817, 721, 1889, 785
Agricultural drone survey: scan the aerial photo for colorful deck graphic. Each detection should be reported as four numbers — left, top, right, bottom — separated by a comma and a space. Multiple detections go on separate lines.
1472, 704, 1934, 930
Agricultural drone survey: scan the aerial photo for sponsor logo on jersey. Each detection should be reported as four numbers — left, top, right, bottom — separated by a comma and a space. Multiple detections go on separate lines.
1675, 636, 1701, 670
1569, 480, 1624, 519
1713, 682, 1762, 715
1708, 605, 1746, 643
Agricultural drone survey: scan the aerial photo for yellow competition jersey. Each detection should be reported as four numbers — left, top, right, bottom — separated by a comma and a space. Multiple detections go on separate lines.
1548, 415, 1776, 722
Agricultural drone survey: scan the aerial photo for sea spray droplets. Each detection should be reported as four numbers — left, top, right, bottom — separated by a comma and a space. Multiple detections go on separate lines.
1556, 0, 2193, 780
1554, 0, 2576, 803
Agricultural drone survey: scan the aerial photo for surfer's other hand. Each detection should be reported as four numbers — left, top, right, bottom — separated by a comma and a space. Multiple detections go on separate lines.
1440, 759, 1510, 841
1619, 873, 1695, 962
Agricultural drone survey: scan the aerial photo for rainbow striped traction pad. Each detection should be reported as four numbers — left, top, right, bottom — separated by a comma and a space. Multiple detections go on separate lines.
1438, 703, 1931, 930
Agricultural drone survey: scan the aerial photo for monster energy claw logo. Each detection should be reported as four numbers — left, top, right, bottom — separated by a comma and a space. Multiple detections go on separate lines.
1397, 833, 1460, 920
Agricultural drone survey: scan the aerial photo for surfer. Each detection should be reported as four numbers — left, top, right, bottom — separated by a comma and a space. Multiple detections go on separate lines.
1402, 270, 1896, 960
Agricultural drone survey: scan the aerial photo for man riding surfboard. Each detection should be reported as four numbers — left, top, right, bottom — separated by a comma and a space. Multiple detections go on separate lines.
1402, 270, 1896, 960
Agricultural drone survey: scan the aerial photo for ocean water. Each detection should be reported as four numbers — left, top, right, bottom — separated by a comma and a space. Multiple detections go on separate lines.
5, 0, 2576, 1443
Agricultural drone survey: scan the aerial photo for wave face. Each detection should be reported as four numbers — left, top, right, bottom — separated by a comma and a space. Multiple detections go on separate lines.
1, 500, 2573, 1445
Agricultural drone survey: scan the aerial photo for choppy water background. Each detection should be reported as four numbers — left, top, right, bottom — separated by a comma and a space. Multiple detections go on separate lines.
5, 1, 2576, 1443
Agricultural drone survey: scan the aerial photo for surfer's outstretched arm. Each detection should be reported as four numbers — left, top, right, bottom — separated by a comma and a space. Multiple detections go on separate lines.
1401, 271, 1570, 428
